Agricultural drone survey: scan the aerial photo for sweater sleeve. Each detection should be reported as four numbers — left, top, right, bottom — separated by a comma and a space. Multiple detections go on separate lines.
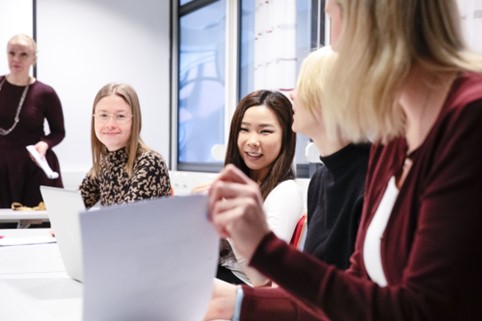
79, 172, 100, 209
240, 284, 327, 321
41, 85, 65, 148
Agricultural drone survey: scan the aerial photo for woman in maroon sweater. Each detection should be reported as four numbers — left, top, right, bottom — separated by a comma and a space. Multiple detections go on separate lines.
206, 0, 482, 320
0, 34, 65, 209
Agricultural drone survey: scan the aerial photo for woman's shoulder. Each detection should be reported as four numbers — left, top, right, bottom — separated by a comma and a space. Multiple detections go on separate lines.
31, 79, 57, 93
136, 149, 168, 165
267, 179, 303, 200
275, 179, 301, 189
439, 72, 482, 131
447, 72, 482, 109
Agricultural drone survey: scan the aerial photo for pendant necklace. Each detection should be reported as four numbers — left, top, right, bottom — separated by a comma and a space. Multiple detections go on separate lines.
0, 76, 30, 136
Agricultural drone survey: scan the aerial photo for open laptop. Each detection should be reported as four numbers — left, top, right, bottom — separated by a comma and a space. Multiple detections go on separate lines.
40, 185, 86, 283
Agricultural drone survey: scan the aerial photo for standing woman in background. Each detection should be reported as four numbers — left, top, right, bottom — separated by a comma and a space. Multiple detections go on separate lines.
80, 83, 171, 209
0, 34, 65, 209
208, 0, 482, 320
216, 89, 304, 287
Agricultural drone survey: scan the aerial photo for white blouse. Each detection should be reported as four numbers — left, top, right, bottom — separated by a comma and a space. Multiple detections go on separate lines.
229, 179, 304, 286
363, 177, 399, 287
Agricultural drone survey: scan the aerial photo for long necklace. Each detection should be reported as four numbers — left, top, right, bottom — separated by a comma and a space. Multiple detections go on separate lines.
0, 76, 30, 136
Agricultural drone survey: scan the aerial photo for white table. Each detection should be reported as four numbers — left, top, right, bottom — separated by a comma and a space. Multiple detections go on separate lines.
0, 209, 49, 228
0, 229, 229, 321
0, 229, 82, 321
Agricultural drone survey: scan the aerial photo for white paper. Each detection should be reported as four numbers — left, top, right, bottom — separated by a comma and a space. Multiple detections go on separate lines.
26, 145, 59, 179
0, 236, 56, 247
80, 195, 219, 321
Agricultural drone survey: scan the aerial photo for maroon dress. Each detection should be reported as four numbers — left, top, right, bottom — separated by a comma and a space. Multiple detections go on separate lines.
0, 75, 65, 208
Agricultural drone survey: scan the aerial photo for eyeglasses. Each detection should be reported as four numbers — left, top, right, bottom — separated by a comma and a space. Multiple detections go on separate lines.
93, 112, 133, 124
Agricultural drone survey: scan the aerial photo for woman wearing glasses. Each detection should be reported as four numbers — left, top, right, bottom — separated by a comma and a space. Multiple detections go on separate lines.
80, 83, 171, 208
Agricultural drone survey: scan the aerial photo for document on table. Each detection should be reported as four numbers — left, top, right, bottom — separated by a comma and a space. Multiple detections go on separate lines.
80, 195, 219, 321
0, 235, 56, 246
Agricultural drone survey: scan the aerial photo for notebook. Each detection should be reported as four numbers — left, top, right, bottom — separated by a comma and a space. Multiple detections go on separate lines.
40, 185, 86, 283
79, 195, 219, 321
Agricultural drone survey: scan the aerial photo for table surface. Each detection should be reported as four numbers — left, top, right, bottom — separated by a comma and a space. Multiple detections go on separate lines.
0, 229, 228, 321
0, 208, 49, 221
0, 228, 83, 321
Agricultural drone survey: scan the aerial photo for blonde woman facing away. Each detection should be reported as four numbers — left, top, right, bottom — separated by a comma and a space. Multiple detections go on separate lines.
80, 83, 171, 208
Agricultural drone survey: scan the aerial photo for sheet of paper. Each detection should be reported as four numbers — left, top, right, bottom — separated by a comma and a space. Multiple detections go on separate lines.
80, 195, 219, 321
0, 236, 56, 247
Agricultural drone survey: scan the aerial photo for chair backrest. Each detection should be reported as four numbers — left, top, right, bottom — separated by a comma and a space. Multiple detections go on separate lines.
289, 214, 307, 250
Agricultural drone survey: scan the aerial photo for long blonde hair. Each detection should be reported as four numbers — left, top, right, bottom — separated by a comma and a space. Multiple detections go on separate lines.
89, 83, 148, 178
324, 0, 482, 143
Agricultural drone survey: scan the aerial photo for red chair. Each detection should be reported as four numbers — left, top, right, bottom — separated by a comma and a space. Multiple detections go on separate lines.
289, 214, 307, 250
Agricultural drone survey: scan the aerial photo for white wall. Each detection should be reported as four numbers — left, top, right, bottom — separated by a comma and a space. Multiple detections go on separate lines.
0, 0, 171, 189
0, 0, 33, 74
458, 0, 482, 53
36, 0, 171, 188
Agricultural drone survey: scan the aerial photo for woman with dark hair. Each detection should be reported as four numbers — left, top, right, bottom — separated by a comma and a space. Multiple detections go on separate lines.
224, 90, 297, 199
79, 83, 171, 208
216, 89, 303, 287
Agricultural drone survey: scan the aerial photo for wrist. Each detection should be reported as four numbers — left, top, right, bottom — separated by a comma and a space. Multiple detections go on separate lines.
36, 141, 49, 154
232, 285, 244, 321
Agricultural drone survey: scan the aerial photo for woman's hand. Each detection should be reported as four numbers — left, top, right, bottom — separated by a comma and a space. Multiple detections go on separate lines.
203, 279, 237, 320
34, 141, 49, 158
191, 183, 212, 195
208, 164, 270, 262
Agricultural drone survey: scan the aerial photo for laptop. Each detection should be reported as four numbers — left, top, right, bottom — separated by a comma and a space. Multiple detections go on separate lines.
40, 185, 86, 283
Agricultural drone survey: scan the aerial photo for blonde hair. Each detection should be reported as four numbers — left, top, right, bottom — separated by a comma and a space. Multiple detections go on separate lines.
89, 83, 148, 178
324, 0, 482, 143
296, 46, 338, 126
7, 34, 37, 61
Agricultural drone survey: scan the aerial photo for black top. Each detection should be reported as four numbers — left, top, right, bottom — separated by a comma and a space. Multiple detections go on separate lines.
303, 143, 370, 269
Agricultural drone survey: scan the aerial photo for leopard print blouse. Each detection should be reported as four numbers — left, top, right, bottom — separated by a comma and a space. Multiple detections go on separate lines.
80, 148, 171, 208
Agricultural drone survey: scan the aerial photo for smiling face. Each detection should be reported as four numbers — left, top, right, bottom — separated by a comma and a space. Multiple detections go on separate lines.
237, 105, 283, 183
94, 95, 132, 151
